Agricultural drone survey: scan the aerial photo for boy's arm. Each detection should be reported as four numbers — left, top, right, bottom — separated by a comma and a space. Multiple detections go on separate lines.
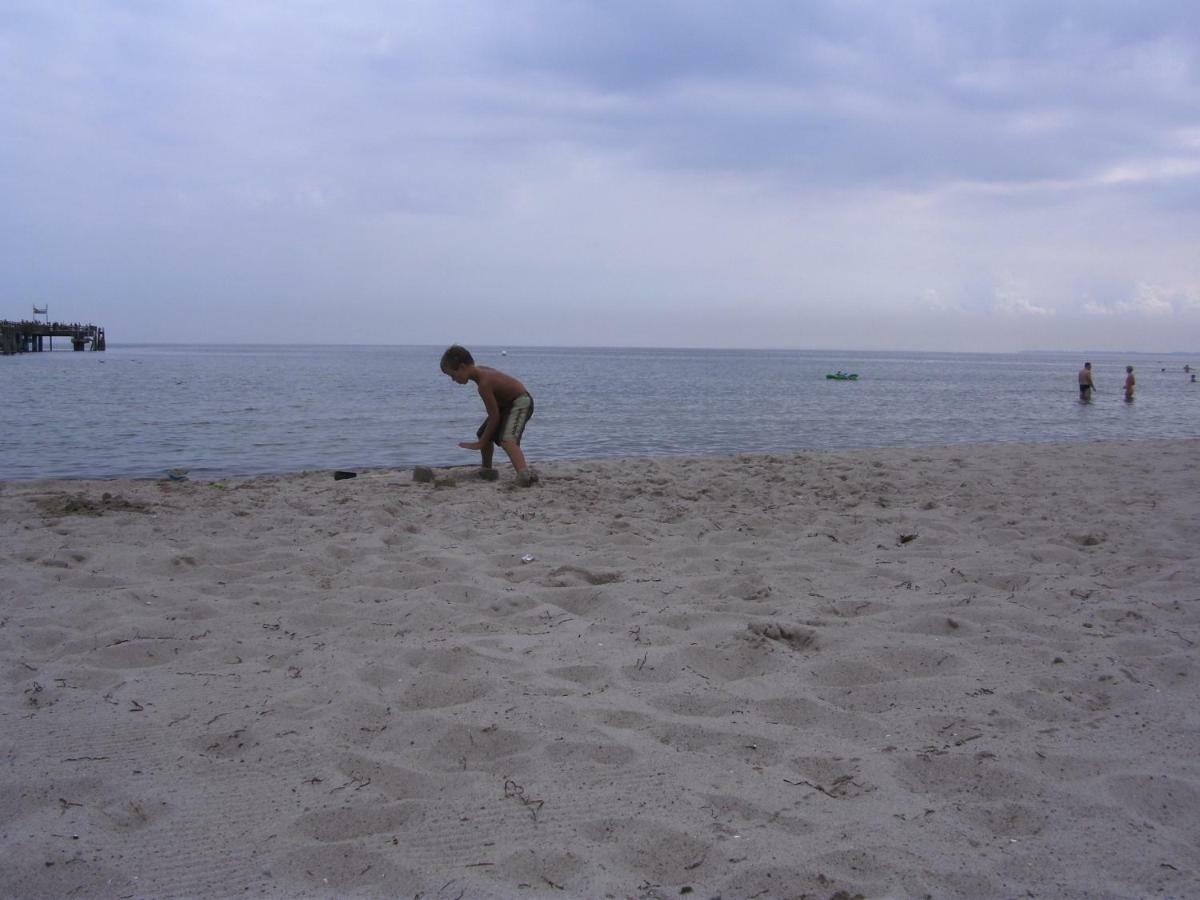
457, 382, 501, 450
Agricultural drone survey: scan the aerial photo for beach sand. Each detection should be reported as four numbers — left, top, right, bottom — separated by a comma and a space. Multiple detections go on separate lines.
2, 440, 1198, 899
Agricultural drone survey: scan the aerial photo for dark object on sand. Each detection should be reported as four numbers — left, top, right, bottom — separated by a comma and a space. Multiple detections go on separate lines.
333, 470, 357, 481
413, 466, 435, 483
479, 468, 499, 481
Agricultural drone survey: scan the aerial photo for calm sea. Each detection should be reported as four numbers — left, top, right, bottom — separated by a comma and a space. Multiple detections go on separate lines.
2, 345, 1197, 480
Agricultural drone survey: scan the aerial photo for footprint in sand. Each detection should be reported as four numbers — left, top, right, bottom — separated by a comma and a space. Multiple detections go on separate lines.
893, 752, 1040, 802
393, 673, 493, 711
745, 620, 819, 651
546, 664, 611, 687
409, 722, 535, 774
291, 801, 427, 842
99, 796, 169, 831
788, 755, 876, 799
274, 845, 420, 895
579, 819, 710, 884
189, 727, 261, 761
1106, 774, 1200, 832
960, 800, 1049, 837
672, 644, 784, 681
646, 692, 745, 718
544, 741, 636, 767
540, 565, 623, 587
700, 792, 812, 837
754, 696, 885, 742
327, 753, 442, 800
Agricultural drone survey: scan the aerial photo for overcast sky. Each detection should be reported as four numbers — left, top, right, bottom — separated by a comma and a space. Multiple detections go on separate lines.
2, 1, 1198, 351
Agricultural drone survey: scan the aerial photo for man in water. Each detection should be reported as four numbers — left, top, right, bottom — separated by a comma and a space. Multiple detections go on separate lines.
1124, 365, 1136, 402
1078, 362, 1095, 401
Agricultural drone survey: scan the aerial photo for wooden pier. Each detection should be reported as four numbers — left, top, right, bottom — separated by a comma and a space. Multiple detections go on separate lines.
0, 320, 106, 355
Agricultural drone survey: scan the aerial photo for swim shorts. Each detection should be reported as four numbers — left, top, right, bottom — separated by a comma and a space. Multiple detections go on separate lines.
1079, 384, 1092, 396
477, 393, 534, 445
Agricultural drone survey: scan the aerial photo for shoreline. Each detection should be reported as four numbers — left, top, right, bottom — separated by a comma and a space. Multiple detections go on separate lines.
3, 438, 1198, 897
3, 434, 1195, 486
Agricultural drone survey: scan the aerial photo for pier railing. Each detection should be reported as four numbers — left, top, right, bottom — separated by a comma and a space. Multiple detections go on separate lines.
0, 320, 106, 355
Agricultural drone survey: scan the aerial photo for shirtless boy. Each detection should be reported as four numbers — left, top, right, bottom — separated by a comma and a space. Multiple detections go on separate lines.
440, 345, 537, 485
1124, 365, 1136, 402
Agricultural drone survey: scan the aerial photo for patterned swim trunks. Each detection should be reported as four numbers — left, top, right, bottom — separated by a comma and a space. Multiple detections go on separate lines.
478, 393, 534, 445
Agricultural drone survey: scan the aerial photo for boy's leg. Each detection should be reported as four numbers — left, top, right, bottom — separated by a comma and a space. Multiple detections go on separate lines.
500, 440, 538, 485
499, 439, 528, 474
476, 418, 495, 471
478, 442, 500, 479
495, 396, 535, 483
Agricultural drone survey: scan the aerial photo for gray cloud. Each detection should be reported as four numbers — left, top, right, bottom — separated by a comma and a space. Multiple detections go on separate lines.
1, 1, 1198, 349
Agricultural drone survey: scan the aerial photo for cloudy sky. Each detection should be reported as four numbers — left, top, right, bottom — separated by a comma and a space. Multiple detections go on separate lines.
2, 1, 1198, 351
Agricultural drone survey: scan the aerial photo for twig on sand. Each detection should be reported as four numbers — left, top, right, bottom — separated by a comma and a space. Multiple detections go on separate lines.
329, 773, 372, 794
503, 779, 544, 821
784, 778, 836, 798
107, 632, 179, 646
176, 671, 240, 679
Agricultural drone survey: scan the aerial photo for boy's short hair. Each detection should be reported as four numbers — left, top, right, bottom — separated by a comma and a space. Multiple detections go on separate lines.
440, 345, 474, 372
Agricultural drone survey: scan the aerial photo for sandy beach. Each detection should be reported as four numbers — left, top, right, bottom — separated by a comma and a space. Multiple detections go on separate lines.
2, 439, 1198, 899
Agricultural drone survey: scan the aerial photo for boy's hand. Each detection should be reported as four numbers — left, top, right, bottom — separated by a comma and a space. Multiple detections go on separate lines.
458, 440, 485, 451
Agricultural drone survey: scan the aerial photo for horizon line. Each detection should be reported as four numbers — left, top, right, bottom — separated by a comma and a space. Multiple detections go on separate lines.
70, 341, 1199, 357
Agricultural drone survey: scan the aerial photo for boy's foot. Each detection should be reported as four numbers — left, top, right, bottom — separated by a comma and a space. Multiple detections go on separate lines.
516, 468, 539, 487
478, 468, 499, 481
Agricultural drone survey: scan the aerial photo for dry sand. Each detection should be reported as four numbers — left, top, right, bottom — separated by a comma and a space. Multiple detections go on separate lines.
2, 440, 1198, 899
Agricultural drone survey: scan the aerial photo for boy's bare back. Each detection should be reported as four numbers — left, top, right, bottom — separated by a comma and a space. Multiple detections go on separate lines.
474, 366, 527, 407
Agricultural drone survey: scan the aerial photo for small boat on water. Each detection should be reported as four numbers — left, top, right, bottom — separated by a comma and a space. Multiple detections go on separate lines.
826, 371, 859, 381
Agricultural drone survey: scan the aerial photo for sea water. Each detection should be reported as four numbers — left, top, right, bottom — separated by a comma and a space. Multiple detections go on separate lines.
1, 344, 1196, 480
